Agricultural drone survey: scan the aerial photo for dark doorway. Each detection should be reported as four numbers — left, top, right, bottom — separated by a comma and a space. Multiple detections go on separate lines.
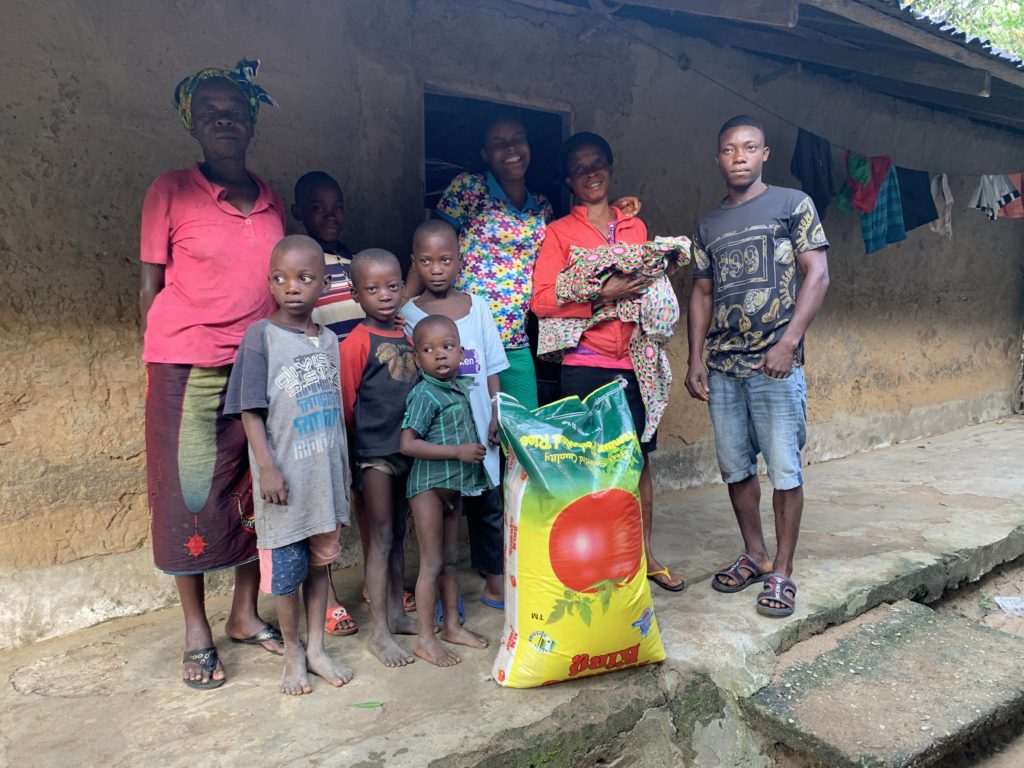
423, 93, 567, 216
423, 92, 567, 405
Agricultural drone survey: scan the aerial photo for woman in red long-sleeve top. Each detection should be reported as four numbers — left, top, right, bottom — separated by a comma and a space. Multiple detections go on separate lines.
532, 132, 686, 594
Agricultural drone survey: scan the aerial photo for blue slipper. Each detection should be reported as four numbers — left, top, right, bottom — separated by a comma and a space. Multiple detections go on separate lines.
480, 595, 504, 610
434, 596, 465, 626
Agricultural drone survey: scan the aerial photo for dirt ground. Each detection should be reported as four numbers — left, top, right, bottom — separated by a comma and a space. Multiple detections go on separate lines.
933, 556, 1024, 767
934, 555, 1024, 637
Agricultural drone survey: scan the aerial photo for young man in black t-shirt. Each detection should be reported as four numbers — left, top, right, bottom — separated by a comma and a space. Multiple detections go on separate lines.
686, 115, 830, 618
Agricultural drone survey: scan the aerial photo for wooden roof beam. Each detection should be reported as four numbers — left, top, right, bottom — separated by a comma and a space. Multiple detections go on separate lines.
705, 26, 991, 97
802, 0, 1024, 89
855, 76, 1024, 130
620, 0, 799, 29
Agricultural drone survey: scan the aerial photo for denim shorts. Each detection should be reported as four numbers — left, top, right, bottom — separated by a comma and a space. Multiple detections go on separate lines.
258, 526, 341, 596
707, 367, 807, 490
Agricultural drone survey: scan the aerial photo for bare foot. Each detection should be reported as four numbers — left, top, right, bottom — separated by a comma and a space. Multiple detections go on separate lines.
391, 614, 420, 636
440, 625, 489, 649
281, 646, 312, 695
368, 631, 415, 668
414, 635, 462, 667
306, 647, 354, 686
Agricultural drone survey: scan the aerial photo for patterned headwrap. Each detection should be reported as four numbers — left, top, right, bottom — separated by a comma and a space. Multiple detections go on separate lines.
173, 58, 278, 131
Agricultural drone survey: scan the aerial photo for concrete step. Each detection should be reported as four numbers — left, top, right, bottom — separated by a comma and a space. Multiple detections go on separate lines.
741, 601, 1024, 768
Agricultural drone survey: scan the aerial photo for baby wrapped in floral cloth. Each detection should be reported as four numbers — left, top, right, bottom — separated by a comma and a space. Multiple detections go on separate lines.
537, 236, 691, 441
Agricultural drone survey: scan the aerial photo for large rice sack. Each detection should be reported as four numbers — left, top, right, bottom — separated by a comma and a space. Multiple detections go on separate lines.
491, 381, 666, 688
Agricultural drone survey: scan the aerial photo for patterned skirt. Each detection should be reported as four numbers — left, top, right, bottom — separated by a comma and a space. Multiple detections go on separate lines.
145, 363, 256, 575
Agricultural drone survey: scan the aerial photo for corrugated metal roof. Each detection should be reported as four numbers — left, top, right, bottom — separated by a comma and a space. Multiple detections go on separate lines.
881, 0, 1024, 72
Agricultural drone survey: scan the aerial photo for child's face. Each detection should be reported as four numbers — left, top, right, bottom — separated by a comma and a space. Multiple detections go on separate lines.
268, 246, 329, 320
414, 324, 464, 381
189, 79, 254, 161
481, 120, 530, 184
352, 261, 404, 327
412, 233, 460, 295
565, 145, 612, 205
292, 183, 345, 245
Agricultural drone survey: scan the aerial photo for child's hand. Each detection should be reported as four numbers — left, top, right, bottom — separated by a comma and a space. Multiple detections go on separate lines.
259, 464, 288, 505
488, 415, 499, 446
393, 314, 407, 330
456, 443, 487, 463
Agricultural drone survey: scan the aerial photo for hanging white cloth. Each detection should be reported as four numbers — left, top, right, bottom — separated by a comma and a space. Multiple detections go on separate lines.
968, 174, 1020, 221
928, 174, 954, 237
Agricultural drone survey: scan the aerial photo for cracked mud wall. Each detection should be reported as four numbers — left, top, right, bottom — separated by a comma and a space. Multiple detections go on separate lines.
1, 0, 1022, 647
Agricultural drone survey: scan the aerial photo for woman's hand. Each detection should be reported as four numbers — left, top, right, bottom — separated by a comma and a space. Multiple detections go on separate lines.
597, 272, 650, 307
611, 196, 642, 217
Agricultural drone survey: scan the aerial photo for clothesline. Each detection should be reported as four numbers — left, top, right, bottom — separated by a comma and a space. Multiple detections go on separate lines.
597, 14, 1023, 253
601, 12, 1021, 197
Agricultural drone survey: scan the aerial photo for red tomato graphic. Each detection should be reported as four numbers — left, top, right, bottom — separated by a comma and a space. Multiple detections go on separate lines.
548, 489, 643, 593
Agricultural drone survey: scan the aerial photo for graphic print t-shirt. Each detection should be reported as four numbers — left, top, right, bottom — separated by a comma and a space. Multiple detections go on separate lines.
693, 186, 828, 377
339, 324, 419, 459
225, 320, 350, 550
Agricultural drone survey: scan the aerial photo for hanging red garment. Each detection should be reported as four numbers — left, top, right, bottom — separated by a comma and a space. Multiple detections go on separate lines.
843, 151, 893, 213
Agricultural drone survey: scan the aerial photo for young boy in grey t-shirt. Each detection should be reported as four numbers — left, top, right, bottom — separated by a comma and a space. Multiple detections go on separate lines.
226, 235, 354, 695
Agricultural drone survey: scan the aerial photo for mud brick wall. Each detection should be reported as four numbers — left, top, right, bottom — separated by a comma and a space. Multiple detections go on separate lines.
1, 0, 1022, 648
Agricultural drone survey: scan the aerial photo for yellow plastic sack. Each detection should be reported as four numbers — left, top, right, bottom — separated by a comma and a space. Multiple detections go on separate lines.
492, 381, 665, 688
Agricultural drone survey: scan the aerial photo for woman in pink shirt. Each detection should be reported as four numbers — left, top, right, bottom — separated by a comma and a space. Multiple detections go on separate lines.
139, 60, 286, 689
533, 132, 686, 594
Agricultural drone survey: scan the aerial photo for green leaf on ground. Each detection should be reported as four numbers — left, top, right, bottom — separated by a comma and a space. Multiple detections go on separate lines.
351, 701, 384, 709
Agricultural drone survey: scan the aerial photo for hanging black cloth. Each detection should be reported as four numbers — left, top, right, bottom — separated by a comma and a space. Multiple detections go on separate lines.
895, 167, 938, 232
790, 128, 838, 220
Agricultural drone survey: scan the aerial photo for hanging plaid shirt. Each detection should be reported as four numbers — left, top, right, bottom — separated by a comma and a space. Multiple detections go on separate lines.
402, 374, 492, 499
437, 172, 553, 349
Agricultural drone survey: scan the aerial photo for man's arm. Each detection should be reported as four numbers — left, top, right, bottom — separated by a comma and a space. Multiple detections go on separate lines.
685, 276, 714, 402
754, 248, 830, 379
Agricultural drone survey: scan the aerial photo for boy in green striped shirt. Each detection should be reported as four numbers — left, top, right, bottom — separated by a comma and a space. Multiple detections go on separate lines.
400, 315, 491, 666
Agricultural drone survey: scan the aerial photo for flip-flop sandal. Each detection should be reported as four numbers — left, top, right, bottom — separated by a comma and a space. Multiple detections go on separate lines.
712, 553, 770, 593
756, 574, 797, 618
434, 596, 465, 626
325, 605, 359, 636
402, 591, 417, 613
182, 646, 225, 690
647, 568, 687, 593
229, 624, 284, 655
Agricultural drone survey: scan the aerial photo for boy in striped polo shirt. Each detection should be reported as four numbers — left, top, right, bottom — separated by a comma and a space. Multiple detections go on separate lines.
400, 315, 491, 666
